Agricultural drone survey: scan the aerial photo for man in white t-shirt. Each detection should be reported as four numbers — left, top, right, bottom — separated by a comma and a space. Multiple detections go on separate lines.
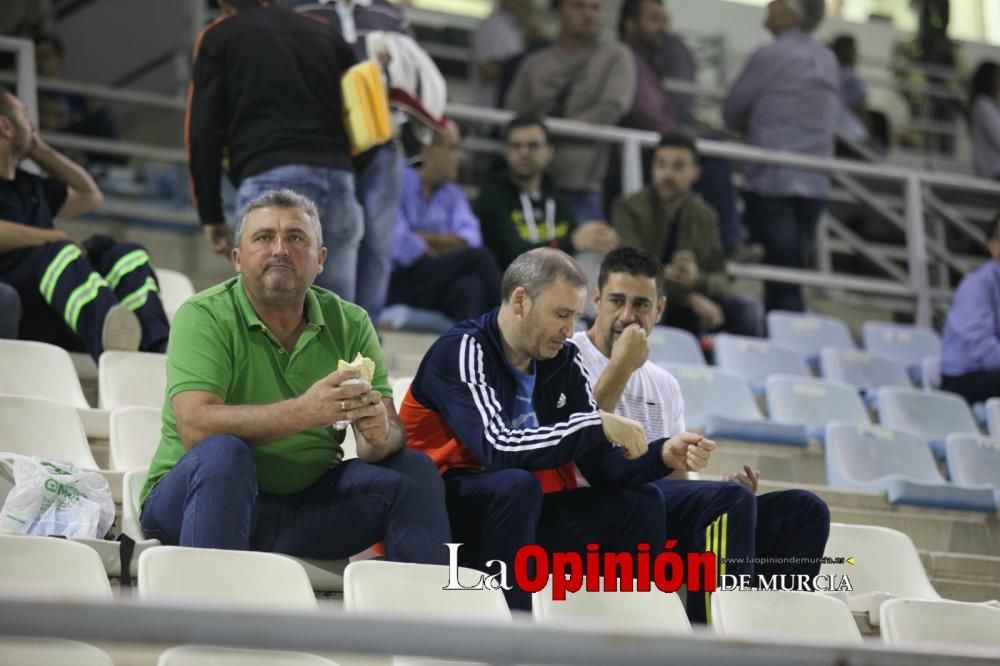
571, 247, 830, 623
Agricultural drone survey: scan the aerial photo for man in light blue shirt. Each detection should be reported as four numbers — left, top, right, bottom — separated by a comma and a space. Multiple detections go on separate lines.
388, 122, 502, 322
941, 215, 1000, 404
723, 0, 838, 312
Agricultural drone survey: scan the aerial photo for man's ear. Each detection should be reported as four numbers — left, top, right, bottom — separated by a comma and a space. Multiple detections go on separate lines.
593, 286, 601, 310
511, 286, 528, 317
318, 246, 328, 271
232, 246, 242, 273
656, 295, 667, 321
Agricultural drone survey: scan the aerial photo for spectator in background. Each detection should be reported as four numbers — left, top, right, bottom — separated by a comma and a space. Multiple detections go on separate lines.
723, 0, 838, 313
289, 0, 411, 327
472, 0, 541, 108
505, 0, 635, 224
969, 61, 1000, 181
940, 214, 1000, 405
612, 135, 764, 337
186, 1, 364, 306
831, 35, 871, 145
618, 0, 676, 138
647, 2, 696, 130
475, 116, 618, 270
389, 121, 501, 322
0, 282, 21, 339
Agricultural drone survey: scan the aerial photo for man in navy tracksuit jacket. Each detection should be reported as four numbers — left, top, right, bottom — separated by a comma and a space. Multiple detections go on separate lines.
401, 248, 716, 610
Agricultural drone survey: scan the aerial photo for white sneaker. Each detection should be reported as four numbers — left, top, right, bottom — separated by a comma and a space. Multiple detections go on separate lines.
101, 304, 141, 352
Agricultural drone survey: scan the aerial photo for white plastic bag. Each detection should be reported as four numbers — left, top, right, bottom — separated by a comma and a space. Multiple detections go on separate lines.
0, 454, 115, 538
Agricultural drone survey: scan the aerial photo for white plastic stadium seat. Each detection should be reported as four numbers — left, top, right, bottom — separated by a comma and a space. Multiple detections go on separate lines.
344, 560, 511, 621
877, 386, 980, 459
532, 577, 691, 634
765, 375, 870, 443
767, 311, 855, 365
711, 590, 862, 643
110, 406, 162, 470
391, 376, 413, 413
98, 350, 167, 409
862, 321, 941, 383
818, 347, 910, 399
0, 533, 112, 599
647, 325, 706, 367
880, 598, 1000, 648
0, 638, 113, 666
986, 397, 1000, 438
0, 339, 109, 437
154, 267, 196, 322
820, 523, 940, 625
945, 434, 1000, 505
714, 334, 810, 394
138, 545, 317, 611
0, 394, 99, 469
158, 646, 339, 666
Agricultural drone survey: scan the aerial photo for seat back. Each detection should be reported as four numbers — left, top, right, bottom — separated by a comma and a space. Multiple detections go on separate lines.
98, 350, 167, 409
532, 578, 690, 634
825, 423, 944, 485
154, 268, 196, 322
391, 376, 413, 414
985, 397, 1000, 438
880, 598, 1000, 648
714, 334, 809, 389
344, 560, 511, 621
662, 364, 763, 424
766, 375, 870, 432
921, 355, 942, 390
820, 523, 939, 601
158, 646, 339, 665
862, 321, 941, 370
0, 534, 112, 599
110, 407, 162, 470
122, 467, 149, 540
711, 590, 862, 643
819, 348, 910, 393
0, 639, 113, 666
945, 434, 1000, 489
0, 394, 97, 468
0, 339, 89, 408
767, 311, 855, 360
877, 387, 979, 442
138, 546, 317, 610
647, 326, 706, 367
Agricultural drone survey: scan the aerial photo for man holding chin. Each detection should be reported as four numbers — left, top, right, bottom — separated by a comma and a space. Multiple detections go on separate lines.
139, 189, 450, 564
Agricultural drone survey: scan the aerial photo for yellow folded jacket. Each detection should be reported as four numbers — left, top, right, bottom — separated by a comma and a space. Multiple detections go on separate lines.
341, 60, 393, 156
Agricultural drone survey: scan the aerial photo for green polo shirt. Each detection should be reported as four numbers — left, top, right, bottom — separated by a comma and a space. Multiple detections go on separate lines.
140, 276, 391, 506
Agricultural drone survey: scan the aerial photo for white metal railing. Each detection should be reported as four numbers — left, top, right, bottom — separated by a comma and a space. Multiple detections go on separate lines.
6, 39, 1000, 327
2, 597, 999, 666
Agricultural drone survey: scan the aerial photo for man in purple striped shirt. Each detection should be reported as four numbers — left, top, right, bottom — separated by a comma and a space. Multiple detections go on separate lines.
388, 122, 502, 322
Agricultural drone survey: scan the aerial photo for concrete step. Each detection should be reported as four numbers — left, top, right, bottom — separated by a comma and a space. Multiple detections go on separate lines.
704, 439, 827, 485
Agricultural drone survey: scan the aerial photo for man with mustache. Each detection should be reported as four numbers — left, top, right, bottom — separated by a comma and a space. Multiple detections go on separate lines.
401, 247, 716, 610
140, 189, 451, 564
572, 247, 830, 622
613, 134, 764, 337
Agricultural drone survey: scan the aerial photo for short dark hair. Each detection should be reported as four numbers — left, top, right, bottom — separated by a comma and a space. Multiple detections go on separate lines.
618, 0, 662, 40
655, 133, 699, 163
504, 115, 549, 143
598, 247, 664, 296
501, 248, 588, 302
830, 35, 856, 67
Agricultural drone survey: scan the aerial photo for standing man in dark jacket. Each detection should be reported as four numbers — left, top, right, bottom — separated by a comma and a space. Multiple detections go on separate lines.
187, 0, 364, 305
474, 116, 618, 270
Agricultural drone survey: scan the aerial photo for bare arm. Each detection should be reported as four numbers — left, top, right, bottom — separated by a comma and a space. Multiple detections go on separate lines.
591, 325, 649, 412
0, 219, 73, 254
353, 398, 406, 462
28, 138, 102, 219
417, 231, 468, 254
171, 367, 370, 451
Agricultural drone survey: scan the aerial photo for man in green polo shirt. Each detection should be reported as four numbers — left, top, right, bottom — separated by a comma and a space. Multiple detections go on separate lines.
140, 189, 450, 563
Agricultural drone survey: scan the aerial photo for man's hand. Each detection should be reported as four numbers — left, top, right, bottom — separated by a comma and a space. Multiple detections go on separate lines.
203, 223, 234, 256
727, 464, 760, 493
348, 390, 390, 446
665, 251, 699, 287
297, 367, 374, 429
688, 292, 725, 330
661, 432, 717, 472
571, 221, 619, 253
610, 323, 649, 374
599, 411, 648, 459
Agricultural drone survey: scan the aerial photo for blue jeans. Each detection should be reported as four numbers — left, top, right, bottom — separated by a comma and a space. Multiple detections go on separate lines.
356, 143, 402, 323
236, 165, 365, 302
140, 435, 451, 564
0, 281, 21, 339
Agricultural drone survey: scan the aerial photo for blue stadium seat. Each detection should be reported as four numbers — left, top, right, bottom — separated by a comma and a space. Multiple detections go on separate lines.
663, 364, 808, 446
825, 423, 997, 512
985, 397, 1000, 438
767, 310, 855, 369
765, 374, 870, 444
818, 347, 910, 406
876, 387, 980, 460
862, 321, 941, 384
714, 333, 810, 395
648, 325, 706, 367
945, 433, 1000, 505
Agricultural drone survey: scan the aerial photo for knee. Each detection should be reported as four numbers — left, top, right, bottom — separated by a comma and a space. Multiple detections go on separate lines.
717, 481, 758, 513
386, 448, 444, 492
785, 490, 830, 533
489, 469, 544, 515
191, 434, 255, 480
